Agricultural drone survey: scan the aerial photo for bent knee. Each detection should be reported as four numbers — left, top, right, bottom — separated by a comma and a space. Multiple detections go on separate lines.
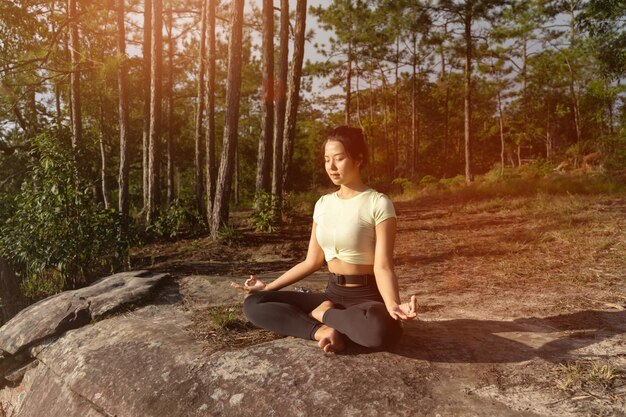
361, 305, 403, 348
242, 292, 265, 321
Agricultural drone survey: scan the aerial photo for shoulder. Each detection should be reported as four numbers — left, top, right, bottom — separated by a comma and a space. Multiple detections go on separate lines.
313, 192, 336, 220
314, 192, 336, 207
365, 189, 394, 206
365, 189, 396, 223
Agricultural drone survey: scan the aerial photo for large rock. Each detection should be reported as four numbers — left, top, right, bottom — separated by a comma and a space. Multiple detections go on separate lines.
0, 270, 168, 356
0, 270, 168, 387
1, 272, 624, 416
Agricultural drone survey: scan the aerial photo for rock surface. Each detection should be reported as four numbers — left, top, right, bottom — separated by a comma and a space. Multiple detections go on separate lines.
0, 271, 624, 417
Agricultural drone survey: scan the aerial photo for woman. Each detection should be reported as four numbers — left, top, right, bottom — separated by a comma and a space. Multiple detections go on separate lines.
231, 126, 417, 353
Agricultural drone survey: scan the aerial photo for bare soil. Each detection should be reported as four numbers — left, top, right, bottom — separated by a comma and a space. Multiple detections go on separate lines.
133, 193, 626, 416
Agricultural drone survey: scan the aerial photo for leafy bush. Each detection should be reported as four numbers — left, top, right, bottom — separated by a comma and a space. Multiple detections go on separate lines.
419, 175, 439, 185
438, 175, 466, 189
217, 222, 241, 244
145, 199, 205, 240
250, 191, 280, 232
0, 132, 122, 299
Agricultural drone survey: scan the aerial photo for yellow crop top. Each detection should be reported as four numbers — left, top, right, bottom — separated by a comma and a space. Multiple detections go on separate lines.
313, 188, 396, 265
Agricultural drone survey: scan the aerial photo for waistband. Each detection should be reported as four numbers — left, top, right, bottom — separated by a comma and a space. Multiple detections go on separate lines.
328, 272, 375, 286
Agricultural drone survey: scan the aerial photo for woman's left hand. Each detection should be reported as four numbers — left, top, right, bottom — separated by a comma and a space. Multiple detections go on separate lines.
387, 295, 418, 320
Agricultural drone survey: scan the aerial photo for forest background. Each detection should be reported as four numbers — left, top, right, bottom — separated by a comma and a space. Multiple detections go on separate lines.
0, 0, 625, 311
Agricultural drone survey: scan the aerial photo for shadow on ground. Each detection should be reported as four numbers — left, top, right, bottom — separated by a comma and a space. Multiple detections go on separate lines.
384, 309, 626, 363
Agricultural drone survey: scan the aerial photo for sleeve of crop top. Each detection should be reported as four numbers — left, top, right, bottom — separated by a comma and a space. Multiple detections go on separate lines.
312, 196, 324, 223
373, 193, 396, 225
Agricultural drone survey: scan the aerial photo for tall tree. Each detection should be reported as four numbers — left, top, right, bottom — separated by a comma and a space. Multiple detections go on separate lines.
205, 0, 218, 222
272, 0, 289, 200
281, 0, 308, 190
438, 0, 506, 184
68, 0, 82, 151
210, 0, 245, 238
116, 0, 130, 235
147, 0, 163, 224
193, 0, 207, 214
142, 0, 152, 211
166, 2, 175, 206
255, 0, 274, 197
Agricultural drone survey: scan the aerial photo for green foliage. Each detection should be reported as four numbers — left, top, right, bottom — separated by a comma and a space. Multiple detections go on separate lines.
217, 223, 241, 245
250, 191, 280, 232
208, 305, 241, 329
389, 177, 417, 197
0, 132, 122, 299
145, 199, 205, 240
419, 175, 439, 185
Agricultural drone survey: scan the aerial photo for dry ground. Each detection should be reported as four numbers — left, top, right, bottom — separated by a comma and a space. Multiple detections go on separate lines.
133, 192, 626, 416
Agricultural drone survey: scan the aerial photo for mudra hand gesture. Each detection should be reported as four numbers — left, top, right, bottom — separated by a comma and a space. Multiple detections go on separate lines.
230, 275, 266, 293
387, 295, 418, 321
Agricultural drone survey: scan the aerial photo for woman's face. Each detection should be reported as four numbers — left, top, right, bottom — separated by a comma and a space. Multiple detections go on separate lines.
324, 140, 361, 186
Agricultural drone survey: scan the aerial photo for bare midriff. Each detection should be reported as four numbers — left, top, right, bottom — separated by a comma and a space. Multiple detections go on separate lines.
327, 258, 375, 287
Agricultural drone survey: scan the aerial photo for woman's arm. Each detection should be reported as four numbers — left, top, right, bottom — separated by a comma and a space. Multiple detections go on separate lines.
232, 222, 325, 292
373, 217, 417, 320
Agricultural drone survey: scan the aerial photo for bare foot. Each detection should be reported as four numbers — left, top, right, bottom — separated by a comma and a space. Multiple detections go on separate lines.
314, 325, 346, 353
310, 300, 334, 323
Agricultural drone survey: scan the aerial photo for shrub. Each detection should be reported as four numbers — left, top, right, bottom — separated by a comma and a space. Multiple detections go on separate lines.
250, 191, 280, 232
419, 175, 439, 185
145, 199, 205, 240
0, 132, 122, 299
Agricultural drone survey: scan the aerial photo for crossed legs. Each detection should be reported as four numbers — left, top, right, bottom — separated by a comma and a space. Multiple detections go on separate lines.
243, 291, 402, 353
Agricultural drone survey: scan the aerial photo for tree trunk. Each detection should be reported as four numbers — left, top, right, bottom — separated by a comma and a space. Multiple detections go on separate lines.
393, 37, 399, 171
281, 0, 307, 191
255, 0, 274, 197
210, 0, 245, 238
272, 0, 289, 201
147, 0, 163, 224
166, 4, 175, 207
142, 0, 152, 212
566, 58, 582, 149
438, 21, 450, 176
345, 42, 352, 125
205, 0, 217, 223
68, 0, 82, 151
411, 33, 417, 177
98, 99, 111, 210
117, 0, 130, 236
193, 0, 207, 213
463, 12, 473, 185
355, 60, 364, 129
55, 82, 62, 129
497, 89, 505, 178
379, 67, 390, 171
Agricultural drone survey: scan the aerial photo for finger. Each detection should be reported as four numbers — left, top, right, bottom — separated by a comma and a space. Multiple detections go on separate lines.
230, 282, 243, 289
410, 295, 417, 314
244, 277, 257, 286
396, 310, 408, 320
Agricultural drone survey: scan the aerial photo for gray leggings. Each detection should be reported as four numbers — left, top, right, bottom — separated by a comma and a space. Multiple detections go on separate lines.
242, 278, 402, 348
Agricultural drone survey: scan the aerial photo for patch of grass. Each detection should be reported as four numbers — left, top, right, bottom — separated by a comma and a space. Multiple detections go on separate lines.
186, 303, 283, 353
459, 197, 508, 214
556, 360, 620, 394
208, 305, 241, 330
394, 168, 626, 205
217, 223, 241, 245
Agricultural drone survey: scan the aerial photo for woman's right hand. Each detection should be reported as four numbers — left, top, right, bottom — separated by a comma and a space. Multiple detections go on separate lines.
230, 275, 266, 293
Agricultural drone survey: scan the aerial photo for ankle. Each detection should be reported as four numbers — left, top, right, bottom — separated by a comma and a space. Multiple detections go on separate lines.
314, 324, 329, 341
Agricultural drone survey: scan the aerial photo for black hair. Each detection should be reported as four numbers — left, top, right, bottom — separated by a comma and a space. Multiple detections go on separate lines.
323, 125, 368, 167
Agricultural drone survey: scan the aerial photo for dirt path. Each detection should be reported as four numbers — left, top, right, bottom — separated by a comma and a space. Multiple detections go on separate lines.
134, 193, 626, 416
